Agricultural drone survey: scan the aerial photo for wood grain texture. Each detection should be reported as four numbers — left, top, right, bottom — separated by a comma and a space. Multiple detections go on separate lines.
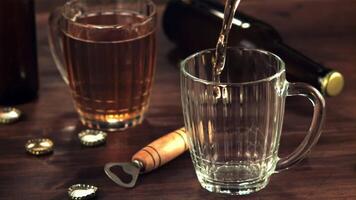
132, 127, 188, 173
0, 0, 355, 199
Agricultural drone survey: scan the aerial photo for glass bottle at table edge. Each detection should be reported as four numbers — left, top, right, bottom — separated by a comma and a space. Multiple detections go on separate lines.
0, 0, 39, 105
163, 0, 344, 97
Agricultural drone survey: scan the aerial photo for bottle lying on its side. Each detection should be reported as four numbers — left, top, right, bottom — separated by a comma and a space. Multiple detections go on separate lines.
163, 0, 344, 96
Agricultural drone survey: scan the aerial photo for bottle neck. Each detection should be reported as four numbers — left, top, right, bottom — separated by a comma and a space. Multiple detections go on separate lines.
271, 41, 331, 76
271, 41, 345, 96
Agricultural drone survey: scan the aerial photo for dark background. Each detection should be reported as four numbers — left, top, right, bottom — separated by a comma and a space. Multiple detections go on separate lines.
0, 0, 355, 199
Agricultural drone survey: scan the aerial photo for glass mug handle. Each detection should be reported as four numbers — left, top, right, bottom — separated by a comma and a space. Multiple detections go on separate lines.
276, 82, 326, 171
48, 8, 69, 85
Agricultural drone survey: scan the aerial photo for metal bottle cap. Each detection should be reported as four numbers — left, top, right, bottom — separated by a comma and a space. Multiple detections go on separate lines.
321, 71, 344, 96
68, 184, 98, 200
78, 129, 107, 147
0, 107, 22, 124
25, 138, 54, 155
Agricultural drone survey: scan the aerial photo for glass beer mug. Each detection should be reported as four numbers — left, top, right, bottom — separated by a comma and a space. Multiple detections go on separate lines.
181, 48, 326, 195
49, 0, 157, 131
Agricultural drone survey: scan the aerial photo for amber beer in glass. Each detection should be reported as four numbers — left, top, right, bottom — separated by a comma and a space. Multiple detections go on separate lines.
49, 0, 157, 131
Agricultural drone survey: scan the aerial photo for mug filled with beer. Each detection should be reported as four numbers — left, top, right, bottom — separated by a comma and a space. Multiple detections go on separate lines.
49, 0, 157, 131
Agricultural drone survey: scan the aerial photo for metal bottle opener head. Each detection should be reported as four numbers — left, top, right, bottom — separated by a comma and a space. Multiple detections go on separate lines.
104, 160, 143, 188
104, 127, 188, 188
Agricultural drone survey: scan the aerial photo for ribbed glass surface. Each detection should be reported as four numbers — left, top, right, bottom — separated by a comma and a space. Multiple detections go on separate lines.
181, 48, 287, 194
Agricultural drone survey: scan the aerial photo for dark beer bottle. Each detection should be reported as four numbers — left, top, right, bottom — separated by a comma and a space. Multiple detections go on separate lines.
163, 0, 344, 96
0, 0, 39, 105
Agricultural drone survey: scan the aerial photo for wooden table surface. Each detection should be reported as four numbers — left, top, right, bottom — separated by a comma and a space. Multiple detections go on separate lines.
0, 0, 355, 199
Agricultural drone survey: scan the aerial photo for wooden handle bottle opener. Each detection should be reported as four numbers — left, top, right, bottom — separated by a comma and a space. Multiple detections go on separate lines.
104, 127, 187, 188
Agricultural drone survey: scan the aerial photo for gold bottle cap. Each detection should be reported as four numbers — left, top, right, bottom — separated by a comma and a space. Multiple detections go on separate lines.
68, 184, 98, 200
321, 71, 344, 96
0, 107, 22, 124
78, 129, 107, 147
25, 138, 54, 155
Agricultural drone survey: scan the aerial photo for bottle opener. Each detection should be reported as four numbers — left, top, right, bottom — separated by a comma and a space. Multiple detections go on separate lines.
104, 127, 188, 188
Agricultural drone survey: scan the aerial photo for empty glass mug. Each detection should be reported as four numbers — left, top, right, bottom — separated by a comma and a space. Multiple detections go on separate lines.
49, 0, 156, 131
180, 48, 325, 195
